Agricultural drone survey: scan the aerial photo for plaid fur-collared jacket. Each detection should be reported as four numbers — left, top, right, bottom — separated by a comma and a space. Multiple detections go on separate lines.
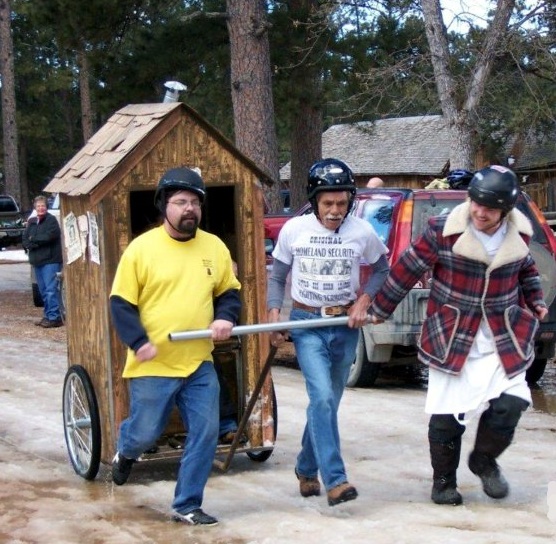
371, 201, 546, 377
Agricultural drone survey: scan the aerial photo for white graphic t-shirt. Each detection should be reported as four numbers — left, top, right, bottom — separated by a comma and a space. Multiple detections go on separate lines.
272, 213, 388, 307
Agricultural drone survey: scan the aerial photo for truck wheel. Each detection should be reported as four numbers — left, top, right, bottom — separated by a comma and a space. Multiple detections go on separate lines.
526, 358, 547, 385
347, 331, 381, 387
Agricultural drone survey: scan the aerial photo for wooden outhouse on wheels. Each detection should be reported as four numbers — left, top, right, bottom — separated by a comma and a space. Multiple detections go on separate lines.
45, 102, 276, 479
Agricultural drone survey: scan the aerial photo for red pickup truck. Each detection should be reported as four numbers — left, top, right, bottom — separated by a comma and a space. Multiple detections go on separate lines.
264, 189, 291, 244
266, 188, 556, 387
264, 213, 290, 245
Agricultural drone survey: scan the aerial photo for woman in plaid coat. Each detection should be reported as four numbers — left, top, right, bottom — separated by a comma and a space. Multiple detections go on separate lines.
371, 166, 548, 506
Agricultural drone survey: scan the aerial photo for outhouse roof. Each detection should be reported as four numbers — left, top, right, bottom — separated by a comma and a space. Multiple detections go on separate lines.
45, 102, 273, 199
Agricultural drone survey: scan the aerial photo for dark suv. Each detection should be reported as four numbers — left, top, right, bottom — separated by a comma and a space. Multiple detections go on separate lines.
0, 194, 25, 249
269, 188, 556, 386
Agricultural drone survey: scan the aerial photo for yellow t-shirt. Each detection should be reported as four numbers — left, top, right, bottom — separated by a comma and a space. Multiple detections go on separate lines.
110, 226, 241, 378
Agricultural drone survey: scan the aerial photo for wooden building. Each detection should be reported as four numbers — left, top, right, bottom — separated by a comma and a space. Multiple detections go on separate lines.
280, 115, 452, 190
45, 102, 275, 467
280, 115, 556, 211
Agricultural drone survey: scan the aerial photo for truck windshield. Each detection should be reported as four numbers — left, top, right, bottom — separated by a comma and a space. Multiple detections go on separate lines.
412, 196, 548, 246
412, 198, 463, 242
359, 197, 397, 244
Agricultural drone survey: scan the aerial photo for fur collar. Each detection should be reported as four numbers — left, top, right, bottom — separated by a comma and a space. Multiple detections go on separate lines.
443, 201, 533, 267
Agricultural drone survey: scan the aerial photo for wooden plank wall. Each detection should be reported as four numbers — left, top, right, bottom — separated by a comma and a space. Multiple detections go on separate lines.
523, 182, 549, 211
61, 194, 114, 462
84, 114, 274, 461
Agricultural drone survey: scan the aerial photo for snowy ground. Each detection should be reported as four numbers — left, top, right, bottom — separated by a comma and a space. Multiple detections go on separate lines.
1, 251, 556, 544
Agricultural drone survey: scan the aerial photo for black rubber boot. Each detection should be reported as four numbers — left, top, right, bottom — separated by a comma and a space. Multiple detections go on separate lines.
430, 439, 463, 506
468, 394, 528, 499
468, 449, 509, 499
468, 424, 511, 499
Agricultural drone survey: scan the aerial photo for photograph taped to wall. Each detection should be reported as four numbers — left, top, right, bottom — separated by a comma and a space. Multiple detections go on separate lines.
87, 211, 100, 265
63, 212, 82, 264
78, 214, 89, 256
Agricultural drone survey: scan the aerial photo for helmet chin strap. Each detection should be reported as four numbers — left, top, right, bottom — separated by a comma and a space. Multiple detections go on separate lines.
334, 216, 348, 234
164, 211, 197, 240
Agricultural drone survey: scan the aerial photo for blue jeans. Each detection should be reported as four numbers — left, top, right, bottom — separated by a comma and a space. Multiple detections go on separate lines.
289, 308, 359, 491
215, 361, 238, 436
117, 362, 220, 514
35, 262, 62, 321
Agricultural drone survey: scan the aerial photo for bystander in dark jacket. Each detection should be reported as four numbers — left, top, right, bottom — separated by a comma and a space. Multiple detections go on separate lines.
22, 195, 63, 328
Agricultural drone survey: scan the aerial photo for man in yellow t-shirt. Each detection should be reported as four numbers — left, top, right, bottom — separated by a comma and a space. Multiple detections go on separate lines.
110, 167, 240, 527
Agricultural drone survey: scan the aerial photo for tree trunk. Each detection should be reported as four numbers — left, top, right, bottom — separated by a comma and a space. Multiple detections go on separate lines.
290, 96, 322, 213
60, 87, 76, 151
18, 139, 29, 209
77, 49, 94, 142
288, 0, 323, 212
0, 0, 21, 202
226, 0, 280, 211
421, 0, 515, 170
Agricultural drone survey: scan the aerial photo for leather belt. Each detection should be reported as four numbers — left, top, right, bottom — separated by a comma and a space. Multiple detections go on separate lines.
292, 300, 354, 318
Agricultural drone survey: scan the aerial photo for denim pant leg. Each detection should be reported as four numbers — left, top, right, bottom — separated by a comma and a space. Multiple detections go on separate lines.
172, 362, 220, 514
215, 360, 238, 436
34, 265, 47, 319
118, 377, 180, 459
35, 263, 62, 320
291, 310, 358, 491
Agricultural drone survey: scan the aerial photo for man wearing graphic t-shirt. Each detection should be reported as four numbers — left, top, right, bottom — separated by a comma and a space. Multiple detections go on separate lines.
267, 158, 389, 507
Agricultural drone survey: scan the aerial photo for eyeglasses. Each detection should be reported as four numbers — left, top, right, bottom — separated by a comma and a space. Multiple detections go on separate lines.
167, 199, 201, 209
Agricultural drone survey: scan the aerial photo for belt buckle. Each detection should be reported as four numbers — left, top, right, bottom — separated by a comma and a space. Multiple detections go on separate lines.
321, 306, 342, 318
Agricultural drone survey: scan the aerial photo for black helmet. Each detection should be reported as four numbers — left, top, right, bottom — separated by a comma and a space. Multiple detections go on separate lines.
307, 158, 356, 213
447, 169, 474, 189
468, 166, 519, 213
154, 167, 206, 212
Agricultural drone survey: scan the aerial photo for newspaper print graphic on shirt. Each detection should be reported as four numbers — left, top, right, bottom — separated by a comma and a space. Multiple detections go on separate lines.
293, 232, 357, 306
273, 213, 388, 309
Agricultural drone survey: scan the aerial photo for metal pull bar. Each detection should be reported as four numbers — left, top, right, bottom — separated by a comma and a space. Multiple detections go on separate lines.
169, 316, 350, 342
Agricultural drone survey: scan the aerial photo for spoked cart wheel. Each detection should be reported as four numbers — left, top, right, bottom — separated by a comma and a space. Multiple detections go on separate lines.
62, 365, 101, 480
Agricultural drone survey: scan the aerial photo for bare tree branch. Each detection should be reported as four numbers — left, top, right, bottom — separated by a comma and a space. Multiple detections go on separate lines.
179, 11, 229, 22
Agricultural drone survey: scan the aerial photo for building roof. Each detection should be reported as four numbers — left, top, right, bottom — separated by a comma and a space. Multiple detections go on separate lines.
507, 130, 556, 171
280, 115, 556, 180
280, 115, 451, 179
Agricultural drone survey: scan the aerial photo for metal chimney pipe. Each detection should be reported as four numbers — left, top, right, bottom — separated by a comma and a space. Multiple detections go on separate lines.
163, 81, 187, 103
